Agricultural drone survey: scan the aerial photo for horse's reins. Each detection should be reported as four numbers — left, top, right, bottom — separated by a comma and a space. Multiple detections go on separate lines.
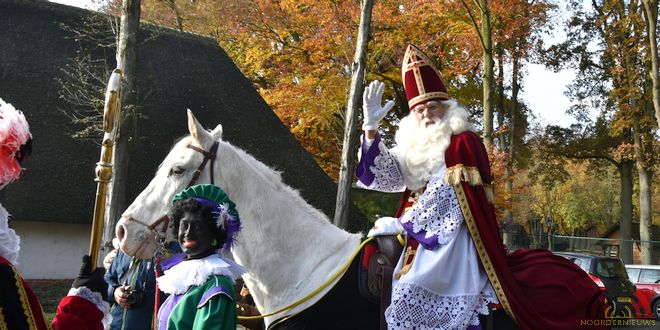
239, 237, 375, 324
119, 141, 219, 330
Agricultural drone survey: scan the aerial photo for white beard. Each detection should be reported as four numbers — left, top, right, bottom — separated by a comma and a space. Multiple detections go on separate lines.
395, 100, 472, 190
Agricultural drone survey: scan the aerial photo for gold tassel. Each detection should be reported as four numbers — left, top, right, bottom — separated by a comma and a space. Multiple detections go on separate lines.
394, 246, 417, 280
445, 165, 483, 186
484, 185, 495, 204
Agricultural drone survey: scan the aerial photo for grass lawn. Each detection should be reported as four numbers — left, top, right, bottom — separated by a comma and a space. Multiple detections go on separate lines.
26, 279, 72, 323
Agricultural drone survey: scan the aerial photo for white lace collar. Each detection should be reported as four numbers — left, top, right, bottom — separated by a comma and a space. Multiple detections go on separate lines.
157, 254, 246, 295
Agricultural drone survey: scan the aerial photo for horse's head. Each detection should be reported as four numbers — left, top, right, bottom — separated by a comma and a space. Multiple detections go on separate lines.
115, 110, 223, 259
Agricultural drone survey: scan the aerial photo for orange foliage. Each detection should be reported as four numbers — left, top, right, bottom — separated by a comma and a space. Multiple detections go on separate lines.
141, 0, 553, 179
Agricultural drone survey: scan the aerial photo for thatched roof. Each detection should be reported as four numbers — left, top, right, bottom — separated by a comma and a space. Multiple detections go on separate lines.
0, 0, 366, 231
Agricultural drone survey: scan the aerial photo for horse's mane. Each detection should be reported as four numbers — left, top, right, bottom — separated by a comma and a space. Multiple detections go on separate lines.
214, 137, 338, 227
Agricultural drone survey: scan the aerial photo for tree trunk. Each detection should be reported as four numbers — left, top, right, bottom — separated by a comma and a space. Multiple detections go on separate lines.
640, 37, 657, 265
103, 0, 141, 252
619, 160, 634, 263
504, 45, 521, 225
480, 0, 494, 147
642, 0, 660, 129
333, 0, 374, 229
496, 42, 513, 222
638, 161, 653, 264
496, 43, 505, 150
633, 114, 653, 264
623, 5, 654, 264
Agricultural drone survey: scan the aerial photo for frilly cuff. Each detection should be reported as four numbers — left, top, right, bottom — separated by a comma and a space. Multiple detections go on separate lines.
66, 287, 112, 328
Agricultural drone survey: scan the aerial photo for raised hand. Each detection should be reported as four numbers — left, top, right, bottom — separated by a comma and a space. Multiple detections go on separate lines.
362, 80, 395, 130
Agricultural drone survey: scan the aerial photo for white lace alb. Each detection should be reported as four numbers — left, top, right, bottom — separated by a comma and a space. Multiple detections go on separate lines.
400, 175, 464, 245
369, 142, 405, 192
385, 282, 497, 330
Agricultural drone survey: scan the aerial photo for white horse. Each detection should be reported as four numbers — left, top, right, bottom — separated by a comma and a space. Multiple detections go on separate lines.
115, 110, 379, 329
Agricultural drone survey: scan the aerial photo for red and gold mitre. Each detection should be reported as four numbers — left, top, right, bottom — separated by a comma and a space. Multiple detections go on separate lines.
401, 44, 448, 109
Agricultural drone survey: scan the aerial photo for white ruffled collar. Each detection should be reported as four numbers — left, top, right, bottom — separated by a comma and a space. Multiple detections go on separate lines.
157, 254, 246, 295
0, 203, 20, 265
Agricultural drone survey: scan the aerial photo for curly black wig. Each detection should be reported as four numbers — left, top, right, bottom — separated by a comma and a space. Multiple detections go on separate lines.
169, 197, 228, 250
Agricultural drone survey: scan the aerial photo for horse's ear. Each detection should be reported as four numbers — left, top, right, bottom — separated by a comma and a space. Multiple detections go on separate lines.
187, 109, 213, 146
211, 124, 223, 139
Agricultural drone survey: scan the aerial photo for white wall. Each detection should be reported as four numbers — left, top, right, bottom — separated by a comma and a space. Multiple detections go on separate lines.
13, 221, 91, 279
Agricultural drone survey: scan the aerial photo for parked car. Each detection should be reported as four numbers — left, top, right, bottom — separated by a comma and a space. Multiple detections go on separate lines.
553, 252, 649, 318
626, 264, 660, 318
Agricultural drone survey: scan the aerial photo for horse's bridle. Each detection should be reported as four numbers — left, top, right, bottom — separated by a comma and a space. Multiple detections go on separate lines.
186, 141, 219, 186
122, 141, 220, 256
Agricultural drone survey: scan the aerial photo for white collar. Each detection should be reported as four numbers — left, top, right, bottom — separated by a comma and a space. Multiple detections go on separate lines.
157, 254, 246, 295
0, 204, 20, 265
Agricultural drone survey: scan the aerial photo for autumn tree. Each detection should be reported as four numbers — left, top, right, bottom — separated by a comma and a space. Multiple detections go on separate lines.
490, 0, 553, 223
531, 158, 620, 236
141, 1, 493, 178
536, 119, 635, 261
460, 0, 495, 147
138, 1, 567, 237
592, 0, 656, 263
541, 0, 659, 263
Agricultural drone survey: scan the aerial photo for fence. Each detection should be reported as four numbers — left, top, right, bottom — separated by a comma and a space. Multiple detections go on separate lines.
500, 231, 660, 264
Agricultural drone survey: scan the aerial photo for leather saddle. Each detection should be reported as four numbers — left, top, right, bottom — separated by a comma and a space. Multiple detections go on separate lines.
358, 234, 404, 330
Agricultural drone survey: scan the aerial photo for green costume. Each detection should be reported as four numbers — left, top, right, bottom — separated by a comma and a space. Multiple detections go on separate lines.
157, 184, 246, 330
156, 254, 245, 330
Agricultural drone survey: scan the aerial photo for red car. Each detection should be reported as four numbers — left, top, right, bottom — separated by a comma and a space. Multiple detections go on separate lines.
553, 252, 649, 318
626, 264, 660, 319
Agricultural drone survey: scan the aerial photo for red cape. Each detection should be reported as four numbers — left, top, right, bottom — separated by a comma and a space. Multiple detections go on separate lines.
0, 255, 49, 330
443, 131, 604, 329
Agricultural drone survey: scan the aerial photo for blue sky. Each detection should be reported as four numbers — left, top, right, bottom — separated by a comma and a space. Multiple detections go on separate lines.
50, 0, 579, 128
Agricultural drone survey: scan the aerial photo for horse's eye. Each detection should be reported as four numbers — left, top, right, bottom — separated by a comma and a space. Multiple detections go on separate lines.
168, 166, 185, 177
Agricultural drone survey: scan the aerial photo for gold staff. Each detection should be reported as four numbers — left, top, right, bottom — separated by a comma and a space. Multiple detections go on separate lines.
88, 68, 123, 269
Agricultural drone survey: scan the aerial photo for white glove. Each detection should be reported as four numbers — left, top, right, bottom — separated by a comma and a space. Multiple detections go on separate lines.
362, 80, 395, 130
367, 217, 404, 237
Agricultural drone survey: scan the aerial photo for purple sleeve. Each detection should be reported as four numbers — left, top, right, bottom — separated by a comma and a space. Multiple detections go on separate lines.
355, 134, 382, 187
198, 285, 233, 308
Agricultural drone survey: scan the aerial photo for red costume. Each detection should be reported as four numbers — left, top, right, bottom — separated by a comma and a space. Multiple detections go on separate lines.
0, 99, 47, 330
0, 256, 49, 330
445, 131, 604, 329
